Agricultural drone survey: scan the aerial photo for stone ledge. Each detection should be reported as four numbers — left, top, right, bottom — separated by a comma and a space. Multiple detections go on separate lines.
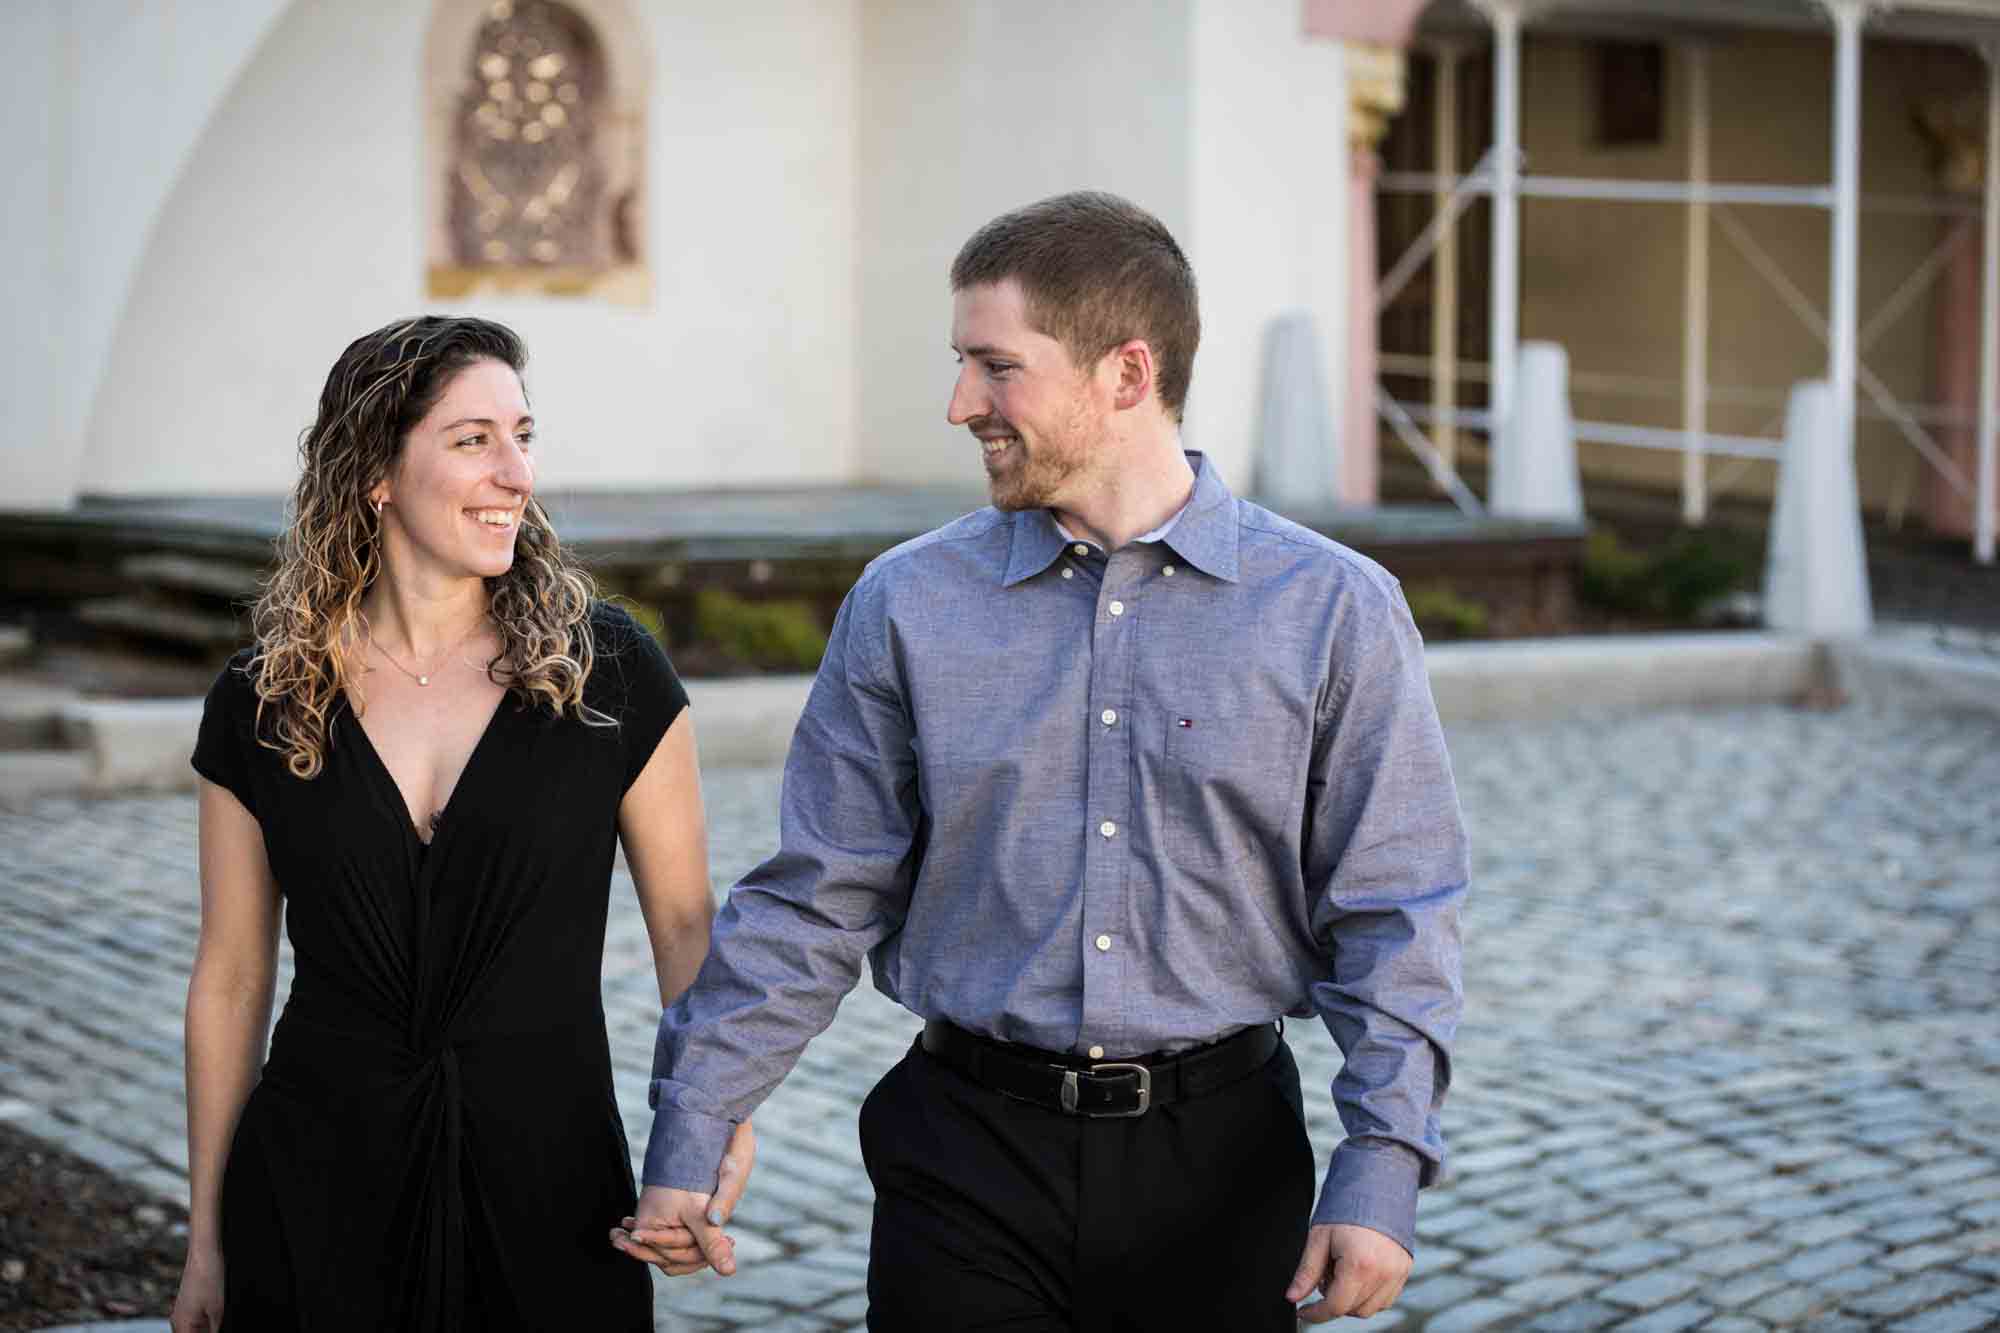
0, 750, 93, 809
1828, 635, 2000, 718
18, 632, 1998, 797
58, 698, 203, 793
1423, 633, 1827, 724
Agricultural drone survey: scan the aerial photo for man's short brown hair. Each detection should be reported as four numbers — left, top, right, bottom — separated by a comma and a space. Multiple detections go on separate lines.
951, 191, 1199, 422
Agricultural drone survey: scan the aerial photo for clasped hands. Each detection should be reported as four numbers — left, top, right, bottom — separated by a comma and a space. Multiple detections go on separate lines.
609, 1119, 756, 1277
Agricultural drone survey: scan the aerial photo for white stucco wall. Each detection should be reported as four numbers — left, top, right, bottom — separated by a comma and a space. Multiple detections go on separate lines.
1186, 0, 1350, 495
29, 0, 1348, 503
81, 0, 859, 496
854, 1, 1349, 498
1, 0, 290, 508
2, 2, 67, 509
854, 1, 1195, 486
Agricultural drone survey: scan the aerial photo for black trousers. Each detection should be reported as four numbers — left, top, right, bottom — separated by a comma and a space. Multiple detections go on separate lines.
859, 1034, 1315, 1332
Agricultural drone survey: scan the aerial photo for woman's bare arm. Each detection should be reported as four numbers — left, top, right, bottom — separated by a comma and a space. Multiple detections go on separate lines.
611, 710, 755, 1276
618, 710, 714, 1007
183, 779, 281, 1254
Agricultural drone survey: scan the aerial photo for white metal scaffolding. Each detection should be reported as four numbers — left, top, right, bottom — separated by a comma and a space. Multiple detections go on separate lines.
1374, 0, 1999, 564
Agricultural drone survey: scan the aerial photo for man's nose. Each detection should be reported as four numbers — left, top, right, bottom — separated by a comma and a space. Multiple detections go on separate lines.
947, 365, 986, 426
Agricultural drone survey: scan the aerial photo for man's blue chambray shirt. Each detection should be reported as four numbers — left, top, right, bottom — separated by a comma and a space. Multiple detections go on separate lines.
644, 453, 1468, 1253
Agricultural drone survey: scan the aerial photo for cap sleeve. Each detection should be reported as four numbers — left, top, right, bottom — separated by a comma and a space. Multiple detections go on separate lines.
190, 651, 263, 818
591, 602, 690, 794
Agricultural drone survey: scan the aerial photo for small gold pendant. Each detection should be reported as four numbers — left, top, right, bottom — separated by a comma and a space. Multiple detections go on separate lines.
418, 675, 430, 686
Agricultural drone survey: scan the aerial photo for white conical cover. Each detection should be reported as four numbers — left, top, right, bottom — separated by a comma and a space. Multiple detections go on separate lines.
1252, 310, 1337, 507
1763, 380, 1872, 635
1491, 341, 1584, 522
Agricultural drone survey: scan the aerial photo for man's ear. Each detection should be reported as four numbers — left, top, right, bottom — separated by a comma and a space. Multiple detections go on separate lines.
1107, 339, 1156, 413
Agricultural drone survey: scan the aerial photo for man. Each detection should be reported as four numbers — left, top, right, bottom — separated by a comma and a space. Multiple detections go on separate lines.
623, 191, 1467, 1328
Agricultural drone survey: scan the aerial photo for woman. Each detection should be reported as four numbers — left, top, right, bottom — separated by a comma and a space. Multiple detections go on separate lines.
171, 316, 749, 1332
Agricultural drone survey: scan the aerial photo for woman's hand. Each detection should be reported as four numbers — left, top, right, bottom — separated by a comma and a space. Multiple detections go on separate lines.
613, 1119, 758, 1276
170, 1242, 225, 1333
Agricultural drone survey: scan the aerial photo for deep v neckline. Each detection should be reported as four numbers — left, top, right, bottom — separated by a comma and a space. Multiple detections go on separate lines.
344, 689, 510, 850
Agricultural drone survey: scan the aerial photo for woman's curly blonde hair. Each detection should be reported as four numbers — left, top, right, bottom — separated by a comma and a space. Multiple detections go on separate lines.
246, 316, 601, 779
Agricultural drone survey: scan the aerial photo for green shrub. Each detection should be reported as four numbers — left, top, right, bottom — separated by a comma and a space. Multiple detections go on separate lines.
1404, 582, 1490, 639
619, 598, 669, 645
1650, 533, 1752, 619
692, 589, 828, 671
1578, 529, 1750, 620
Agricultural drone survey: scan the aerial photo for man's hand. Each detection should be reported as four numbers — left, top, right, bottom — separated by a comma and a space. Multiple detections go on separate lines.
611, 1119, 757, 1277
1287, 1222, 1413, 1322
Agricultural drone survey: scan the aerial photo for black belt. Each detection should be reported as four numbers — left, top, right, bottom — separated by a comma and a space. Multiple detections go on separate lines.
919, 1019, 1280, 1118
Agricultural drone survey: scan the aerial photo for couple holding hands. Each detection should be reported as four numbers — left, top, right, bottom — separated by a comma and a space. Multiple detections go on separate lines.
172, 192, 1466, 1332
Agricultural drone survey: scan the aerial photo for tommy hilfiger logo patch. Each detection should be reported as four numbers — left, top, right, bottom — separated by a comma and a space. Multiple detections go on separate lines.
1176, 718, 1194, 728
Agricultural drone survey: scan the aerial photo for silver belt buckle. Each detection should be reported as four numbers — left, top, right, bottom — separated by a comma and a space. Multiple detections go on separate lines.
1057, 1062, 1152, 1117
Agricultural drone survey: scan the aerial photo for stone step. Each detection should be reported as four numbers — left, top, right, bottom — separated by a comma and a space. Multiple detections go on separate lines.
120, 552, 263, 601
76, 596, 244, 650
0, 678, 83, 750
0, 750, 92, 809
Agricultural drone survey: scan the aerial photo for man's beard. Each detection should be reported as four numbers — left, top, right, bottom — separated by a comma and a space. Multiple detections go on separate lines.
979, 409, 1092, 512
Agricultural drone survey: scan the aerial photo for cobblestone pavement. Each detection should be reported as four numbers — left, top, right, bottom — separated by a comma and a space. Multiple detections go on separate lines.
3, 702, 1998, 1331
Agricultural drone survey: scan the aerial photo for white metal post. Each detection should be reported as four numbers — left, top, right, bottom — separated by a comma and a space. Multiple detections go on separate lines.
1484, 1, 1523, 477
1682, 43, 1712, 525
1827, 2, 1867, 475
1979, 43, 1999, 565
1431, 42, 1464, 472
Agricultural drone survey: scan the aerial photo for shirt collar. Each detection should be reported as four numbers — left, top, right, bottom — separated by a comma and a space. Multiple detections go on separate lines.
1000, 451, 1240, 586
1052, 496, 1189, 550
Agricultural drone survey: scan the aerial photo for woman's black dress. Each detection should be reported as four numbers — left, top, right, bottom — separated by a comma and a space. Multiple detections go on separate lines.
191, 603, 684, 1332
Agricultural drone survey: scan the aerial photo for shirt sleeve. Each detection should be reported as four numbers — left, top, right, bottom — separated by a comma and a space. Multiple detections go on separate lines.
190, 653, 261, 818
642, 572, 922, 1193
593, 603, 690, 794
1302, 576, 1469, 1256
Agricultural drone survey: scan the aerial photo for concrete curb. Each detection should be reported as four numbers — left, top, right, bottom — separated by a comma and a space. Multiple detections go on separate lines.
60, 698, 204, 793
19, 631, 1999, 796
40, 683, 816, 792
1827, 634, 2000, 715
1422, 632, 1826, 723
684, 675, 815, 769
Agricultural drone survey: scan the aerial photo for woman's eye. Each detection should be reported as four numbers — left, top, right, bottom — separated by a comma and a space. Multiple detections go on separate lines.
516, 433, 535, 450
457, 434, 485, 448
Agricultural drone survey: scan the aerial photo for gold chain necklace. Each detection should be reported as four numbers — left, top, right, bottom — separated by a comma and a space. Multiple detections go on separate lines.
366, 616, 489, 688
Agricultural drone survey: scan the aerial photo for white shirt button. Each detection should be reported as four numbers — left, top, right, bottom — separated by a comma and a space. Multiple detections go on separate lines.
1099, 820, 1117, 838
1164, 564, 1177, 577
1061, 568, 1075, 580
1073, 543, 1090, 556
1088, 1045, 1105, 1060
1109, 600, 1125, 617
1100, 708, 1118, 726
1094, 933, 1113, 952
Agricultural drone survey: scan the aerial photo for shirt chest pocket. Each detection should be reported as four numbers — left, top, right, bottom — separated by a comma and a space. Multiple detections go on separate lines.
1154, 709, 1306, 882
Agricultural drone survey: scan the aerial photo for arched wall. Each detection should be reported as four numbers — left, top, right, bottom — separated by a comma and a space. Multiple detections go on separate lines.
1, 0, 293, 509
83, 0, 860, 496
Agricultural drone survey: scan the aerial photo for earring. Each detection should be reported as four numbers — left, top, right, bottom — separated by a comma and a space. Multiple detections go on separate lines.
373, 497, 384, 518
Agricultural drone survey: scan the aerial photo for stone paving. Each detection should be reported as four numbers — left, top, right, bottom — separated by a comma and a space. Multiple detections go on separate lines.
3, 701, 1998, 1331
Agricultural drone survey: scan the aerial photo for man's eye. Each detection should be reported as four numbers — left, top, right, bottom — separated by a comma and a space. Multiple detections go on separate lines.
988, 363, 1014, 377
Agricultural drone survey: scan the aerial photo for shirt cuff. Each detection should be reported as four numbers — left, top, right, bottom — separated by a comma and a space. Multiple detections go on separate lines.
1312, 1138, 1424, 1257
641, 1085, 737, 1193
